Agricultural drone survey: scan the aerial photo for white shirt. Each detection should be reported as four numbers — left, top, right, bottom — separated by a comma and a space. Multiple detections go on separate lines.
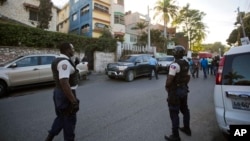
168, 59, 190, 76
57, 54, 77, 89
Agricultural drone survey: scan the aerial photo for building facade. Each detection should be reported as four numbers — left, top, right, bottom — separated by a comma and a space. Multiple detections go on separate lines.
69, 0, 112, 38
57, 3, 70, 33
0, 0, 58, 31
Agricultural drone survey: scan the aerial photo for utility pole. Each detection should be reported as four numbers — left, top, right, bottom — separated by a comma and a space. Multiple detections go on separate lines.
237, 7, 246, 37
147, 5, 151, 53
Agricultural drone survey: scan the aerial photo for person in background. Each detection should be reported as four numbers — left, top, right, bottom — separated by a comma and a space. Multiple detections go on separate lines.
207, 57, 213, 75
200, 58, 208, 79
45, 42, 80, 141
164, 45, 191, 141
149, 55, 158, 80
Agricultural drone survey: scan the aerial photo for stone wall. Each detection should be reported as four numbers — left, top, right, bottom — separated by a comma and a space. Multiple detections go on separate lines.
0, 46, 59, 65
0, 46, 115, 73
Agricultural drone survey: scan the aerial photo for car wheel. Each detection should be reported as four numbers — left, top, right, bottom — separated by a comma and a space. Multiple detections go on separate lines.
126, 70, 134, 82
108, 76, 115, 79
0, 81, 7, 97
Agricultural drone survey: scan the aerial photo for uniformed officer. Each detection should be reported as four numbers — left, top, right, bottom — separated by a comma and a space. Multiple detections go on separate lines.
45, 42, 80, 141
164, 45, 191, 141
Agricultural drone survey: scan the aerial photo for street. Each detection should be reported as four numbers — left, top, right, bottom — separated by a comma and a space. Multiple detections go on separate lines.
0, 72, 226, 141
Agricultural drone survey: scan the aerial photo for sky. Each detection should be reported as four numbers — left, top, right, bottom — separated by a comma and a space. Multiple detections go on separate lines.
52, 0, 250, 45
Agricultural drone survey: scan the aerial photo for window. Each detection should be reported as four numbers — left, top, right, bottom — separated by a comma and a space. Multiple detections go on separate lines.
222, 53, 250, 85
95, 23, 108, 29
41, 56, 55, 65
114, 12, 124, 25
94, 3, 109, 14
29, 9, 38, 21
114, 0, 124, 5
81, 24, 90, 34
81, 4, 89, 16
16, 57, 38, 67
72, 13, 77, 21
74, 0, 79, 3
130, 34, 137, 42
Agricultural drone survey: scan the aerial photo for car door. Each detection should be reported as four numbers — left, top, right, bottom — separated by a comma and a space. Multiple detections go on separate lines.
221, 52, 250, 125
134, 56, 143, 76
142, 55, 151, 74
39, 55, 56, 82
8, 56, 40, 86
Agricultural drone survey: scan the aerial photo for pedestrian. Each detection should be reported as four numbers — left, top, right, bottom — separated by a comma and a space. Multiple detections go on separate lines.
164, 45, 191, 141
200, 58, 208, 79
149, 55, 158, 80
207, 57, 213, 75
187, 58, 194, 78
192, 58, 199, 78
45, 42, 80, 141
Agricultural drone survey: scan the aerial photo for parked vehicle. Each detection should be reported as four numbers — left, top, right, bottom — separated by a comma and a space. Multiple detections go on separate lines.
105, 54, 152, 82
214, 44, 250, 136
157, 55, 175, 73
0, 54, 88, 97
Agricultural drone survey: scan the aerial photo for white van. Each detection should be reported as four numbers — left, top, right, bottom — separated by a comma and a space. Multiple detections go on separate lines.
214, 44, 250, 135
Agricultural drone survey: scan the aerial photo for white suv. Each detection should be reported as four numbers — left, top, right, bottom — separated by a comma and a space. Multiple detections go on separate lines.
214, 44, 250, 135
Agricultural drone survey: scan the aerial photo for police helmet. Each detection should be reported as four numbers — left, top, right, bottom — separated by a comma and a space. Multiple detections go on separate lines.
173, 45, 186, 59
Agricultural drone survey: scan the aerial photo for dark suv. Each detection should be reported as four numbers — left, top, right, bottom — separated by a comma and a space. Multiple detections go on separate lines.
105, 54, 152, 82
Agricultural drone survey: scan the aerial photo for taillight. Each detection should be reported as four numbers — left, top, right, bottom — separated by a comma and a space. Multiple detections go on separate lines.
216, 57, 225, 84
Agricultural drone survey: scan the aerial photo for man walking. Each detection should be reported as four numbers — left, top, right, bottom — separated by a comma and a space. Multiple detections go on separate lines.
164, 45, 191, 141
149, 55, 158, 80
45, 42, 80, 141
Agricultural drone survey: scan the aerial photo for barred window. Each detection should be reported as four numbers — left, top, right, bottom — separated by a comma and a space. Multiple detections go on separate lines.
81, 4, 89, 16
29, 9, 38, 21
114, 12, 124, 25
94, 3, 109, 14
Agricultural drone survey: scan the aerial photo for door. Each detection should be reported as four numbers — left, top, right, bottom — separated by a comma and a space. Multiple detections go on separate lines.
39, 55, 56, 82
8, 56, 40, 86
222, 52, 250, 125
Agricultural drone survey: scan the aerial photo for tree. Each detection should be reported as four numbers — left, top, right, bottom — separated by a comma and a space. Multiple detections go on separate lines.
140, 29, 165, 51
37, 0, 53, 29
0, 0, 7, 5
227, 12, 250, 46
131, 22, 148, 45
153, 0, 178, 38
173, 3, 207, 51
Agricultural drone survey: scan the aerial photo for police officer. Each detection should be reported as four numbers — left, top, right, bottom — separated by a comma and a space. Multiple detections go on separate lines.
149, 55, 158, 80
45, 42, 80, 141
164, 45, 191, 141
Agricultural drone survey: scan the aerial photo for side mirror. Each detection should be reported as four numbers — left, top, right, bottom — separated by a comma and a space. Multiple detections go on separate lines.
9, 63, 17, 68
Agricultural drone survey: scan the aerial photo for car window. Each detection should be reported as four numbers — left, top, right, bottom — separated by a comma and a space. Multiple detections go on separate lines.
16, 56, 39, 67
41, 56, 55, 65
135, 56, 143, 63
142, 55, 149, 62
222, 53, 250, 85
119, 55, 137, 62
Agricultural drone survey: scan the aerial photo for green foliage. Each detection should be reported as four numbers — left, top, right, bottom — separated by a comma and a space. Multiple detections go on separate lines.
0, 23, 116, 52
37, 0, 53, 29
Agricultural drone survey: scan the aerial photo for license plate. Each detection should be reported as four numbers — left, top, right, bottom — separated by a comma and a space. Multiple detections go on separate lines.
231, 98, 250, 111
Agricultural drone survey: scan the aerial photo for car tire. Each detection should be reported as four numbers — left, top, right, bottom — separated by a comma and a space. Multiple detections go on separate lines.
126, 70, 134, 82
108, 76, 115, 79
0, 81, 7, 97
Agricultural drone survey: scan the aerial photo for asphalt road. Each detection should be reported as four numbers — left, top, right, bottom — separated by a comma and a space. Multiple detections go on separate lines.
0, 71, 227, 141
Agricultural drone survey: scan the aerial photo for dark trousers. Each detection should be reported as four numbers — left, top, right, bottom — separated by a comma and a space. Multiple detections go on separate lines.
149, 65, 158, 79
202, 67, 207, 78
48, 88, 77, 141
168, 87, 190, 135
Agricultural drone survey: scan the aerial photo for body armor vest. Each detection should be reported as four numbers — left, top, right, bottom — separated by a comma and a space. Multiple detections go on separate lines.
172, 59, 189, 87
51, 58, 79, 89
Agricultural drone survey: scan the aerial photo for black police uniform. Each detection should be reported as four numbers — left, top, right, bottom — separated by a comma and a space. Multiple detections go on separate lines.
165, 58, 191, 141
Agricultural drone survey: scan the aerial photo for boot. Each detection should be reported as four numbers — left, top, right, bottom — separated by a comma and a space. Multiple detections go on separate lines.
179, 127, 192, 136
45, 134, 54, 141
164, 129, 180, 141
164, 134, 181, 141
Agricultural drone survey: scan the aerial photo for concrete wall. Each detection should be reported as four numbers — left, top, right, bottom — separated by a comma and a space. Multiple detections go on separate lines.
94, 51, 115, 73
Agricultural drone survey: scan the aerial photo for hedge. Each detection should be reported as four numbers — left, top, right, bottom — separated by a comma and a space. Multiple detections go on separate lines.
0, 23, 117, 52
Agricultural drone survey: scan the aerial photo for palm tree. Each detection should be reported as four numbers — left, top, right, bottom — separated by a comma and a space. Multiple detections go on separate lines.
153, 0, 179, 38
131, 21, 148, 36
173, 4, 207, 50
131, 21, 148, 45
